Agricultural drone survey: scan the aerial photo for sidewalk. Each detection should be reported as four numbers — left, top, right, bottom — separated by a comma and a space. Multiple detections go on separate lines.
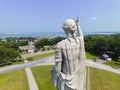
25, 68, 38, 90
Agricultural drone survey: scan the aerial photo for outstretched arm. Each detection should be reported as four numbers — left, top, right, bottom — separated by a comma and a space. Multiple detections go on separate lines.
76, 17, 83, 37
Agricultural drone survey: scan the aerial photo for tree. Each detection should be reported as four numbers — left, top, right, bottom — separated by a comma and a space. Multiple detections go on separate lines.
107, 35, 120, 60
35, 37, 65, 49
35, 38, 49, 49
0, 46, 21, 65
94, 38, 108, 56
7, 48, 20, 61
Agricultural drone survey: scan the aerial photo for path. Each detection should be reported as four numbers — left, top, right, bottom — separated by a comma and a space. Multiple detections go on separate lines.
0, 57, 50, 73
25, 68, 38, 90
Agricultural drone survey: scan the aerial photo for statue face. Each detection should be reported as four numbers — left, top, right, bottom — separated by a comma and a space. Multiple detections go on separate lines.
62, 19, 76, 32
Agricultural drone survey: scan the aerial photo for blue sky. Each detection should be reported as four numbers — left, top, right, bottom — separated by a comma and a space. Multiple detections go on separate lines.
0, 0, 120, 32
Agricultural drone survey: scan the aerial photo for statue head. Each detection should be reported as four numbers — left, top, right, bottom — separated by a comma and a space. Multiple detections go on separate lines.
62, 19, 76, 38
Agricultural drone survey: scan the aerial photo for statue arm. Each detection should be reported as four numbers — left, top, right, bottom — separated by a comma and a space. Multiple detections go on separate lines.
54, 43, 62, 72
76, 17, 83, 37
51, 43, 62, 87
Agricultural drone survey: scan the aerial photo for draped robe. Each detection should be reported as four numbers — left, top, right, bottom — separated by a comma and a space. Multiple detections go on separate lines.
51, 36, 86, 90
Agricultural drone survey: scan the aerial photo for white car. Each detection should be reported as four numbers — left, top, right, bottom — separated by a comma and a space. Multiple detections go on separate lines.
106, 58, 112, 61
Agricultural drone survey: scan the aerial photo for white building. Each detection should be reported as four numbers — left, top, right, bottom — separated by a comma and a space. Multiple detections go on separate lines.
19, 45, 35, 53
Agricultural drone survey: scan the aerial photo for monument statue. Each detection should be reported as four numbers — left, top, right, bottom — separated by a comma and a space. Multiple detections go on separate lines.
51, 18, 86, 90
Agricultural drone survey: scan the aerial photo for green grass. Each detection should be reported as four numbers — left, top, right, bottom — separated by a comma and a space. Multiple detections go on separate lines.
32, 65, 120, 90
86, 52, 98, 60
0, 69, 29, 90
104, 60, 120, 68
90, 67, 120, 90
27, 52, 54, 61
31, 65, 56, 90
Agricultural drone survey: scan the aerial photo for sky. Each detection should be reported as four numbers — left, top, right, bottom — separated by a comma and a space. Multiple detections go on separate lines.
0, 0, 120, 33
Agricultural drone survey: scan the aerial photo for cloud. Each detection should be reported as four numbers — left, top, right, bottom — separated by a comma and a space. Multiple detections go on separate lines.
91, 16, 105, 20
91, 17, 97, 20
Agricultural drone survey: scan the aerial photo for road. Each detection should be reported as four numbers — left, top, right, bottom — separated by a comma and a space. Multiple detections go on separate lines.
0, 57, 120, 74
0, 56, 54, 74
86, 60, 120, 74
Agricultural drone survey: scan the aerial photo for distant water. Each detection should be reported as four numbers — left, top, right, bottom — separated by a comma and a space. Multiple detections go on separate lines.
0, 32, 120, 38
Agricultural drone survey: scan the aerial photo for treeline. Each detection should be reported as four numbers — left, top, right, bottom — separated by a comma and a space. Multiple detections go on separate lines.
84, 34, 120, 61
35, 37, 65, 49
0, 37, 28, 50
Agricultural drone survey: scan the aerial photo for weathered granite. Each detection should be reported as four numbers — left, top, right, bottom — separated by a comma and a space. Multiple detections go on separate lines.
51, 18, 86, 90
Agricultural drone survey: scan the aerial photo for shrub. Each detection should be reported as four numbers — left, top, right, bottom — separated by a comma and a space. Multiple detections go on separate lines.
27, 57, 34, 60
19, 58, 24, 62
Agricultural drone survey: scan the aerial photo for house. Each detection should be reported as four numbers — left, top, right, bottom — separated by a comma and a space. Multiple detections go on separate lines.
2, 38, 7, 42
28, 41, 34, 45
34, 37, 42, 42
19, 45, 35, 53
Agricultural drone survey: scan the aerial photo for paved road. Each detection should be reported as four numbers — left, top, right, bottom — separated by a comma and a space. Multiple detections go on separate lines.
0, 57, 120, 75
0, 57, 51, 74
86, 60, 120, 74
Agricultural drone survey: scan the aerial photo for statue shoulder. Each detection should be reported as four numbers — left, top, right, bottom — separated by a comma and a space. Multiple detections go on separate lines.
55, 39, 67, 49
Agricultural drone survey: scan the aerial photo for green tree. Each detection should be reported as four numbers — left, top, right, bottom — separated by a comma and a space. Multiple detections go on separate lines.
7, 48, 20, 61
0, 46, 21, 65
107, 35, 120, 60
94, 38, 108, 55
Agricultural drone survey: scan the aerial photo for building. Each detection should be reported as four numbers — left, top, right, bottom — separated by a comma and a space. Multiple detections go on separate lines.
19, 45, 35, 53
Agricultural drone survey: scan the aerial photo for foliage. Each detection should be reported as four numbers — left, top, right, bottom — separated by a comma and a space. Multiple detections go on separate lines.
84, 34, 120, 61
86, 52, 98, 60
0, 46, 21, 66
84, 35, 100, 53
41, 47, 46, 51
35, 38, 49, 49
35, 37, 65, 49
0, 69, 29, 90
27, 57, 34, 60
94, 38, 108, 55
0, 37, 28, 50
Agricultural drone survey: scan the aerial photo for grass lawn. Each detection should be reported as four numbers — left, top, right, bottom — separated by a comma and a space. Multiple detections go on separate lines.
31, 65, 56, 90
104, 60, 120, 68
86, 52, 98, 60
0, 70, 29, 90
32, 65, 120, 90
27, 52, 54, 61
90, 67, 120, 90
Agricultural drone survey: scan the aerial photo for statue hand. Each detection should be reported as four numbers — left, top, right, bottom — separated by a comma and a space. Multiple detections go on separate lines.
76, 17, 79, 25
76, 20, 79, 26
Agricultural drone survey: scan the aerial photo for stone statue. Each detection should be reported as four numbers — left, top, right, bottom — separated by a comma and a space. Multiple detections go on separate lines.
51, 18, 86, 90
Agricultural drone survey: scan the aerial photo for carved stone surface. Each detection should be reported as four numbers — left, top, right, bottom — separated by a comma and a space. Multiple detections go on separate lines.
51, 19, 86, 90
